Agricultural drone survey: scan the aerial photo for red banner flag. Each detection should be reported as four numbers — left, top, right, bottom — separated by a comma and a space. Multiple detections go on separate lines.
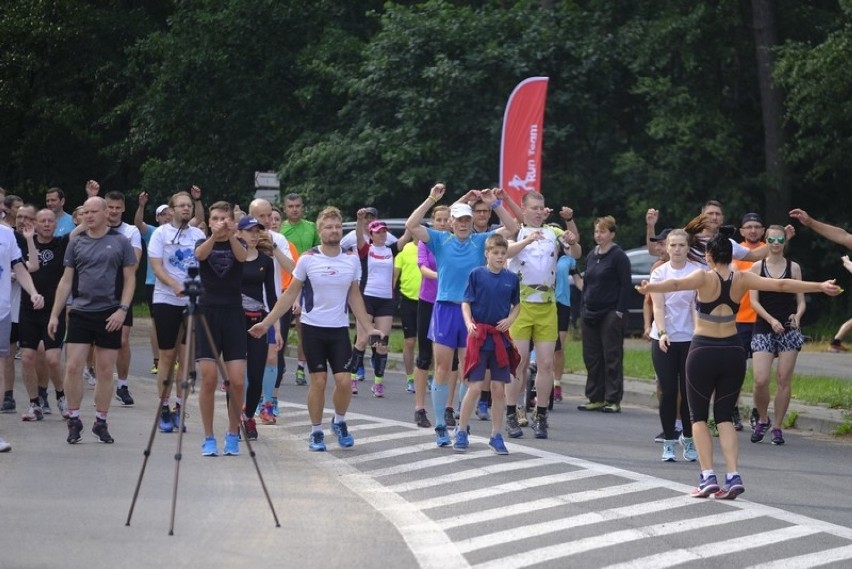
500, 77, 549, 206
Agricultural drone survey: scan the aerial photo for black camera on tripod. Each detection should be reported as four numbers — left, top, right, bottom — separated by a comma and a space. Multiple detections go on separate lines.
183, 265, 203, 299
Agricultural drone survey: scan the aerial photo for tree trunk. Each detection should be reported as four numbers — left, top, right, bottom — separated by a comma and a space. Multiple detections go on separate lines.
751, 0, 790, 225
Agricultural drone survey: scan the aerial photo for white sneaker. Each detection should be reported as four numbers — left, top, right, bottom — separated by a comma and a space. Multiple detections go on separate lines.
661, 440, 677, 462
22, 402, 44, 422
57, 395, 70, 418
680, 434, 698, 462
83, 367, 96, 387
0, 437, 10, 452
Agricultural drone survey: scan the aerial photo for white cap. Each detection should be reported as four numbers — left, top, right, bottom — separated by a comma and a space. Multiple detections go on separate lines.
449, 203, 473, 218
156, 205, 169, 216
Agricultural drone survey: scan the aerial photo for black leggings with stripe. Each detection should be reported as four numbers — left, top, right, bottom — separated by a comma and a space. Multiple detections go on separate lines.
685, 335, 746, 424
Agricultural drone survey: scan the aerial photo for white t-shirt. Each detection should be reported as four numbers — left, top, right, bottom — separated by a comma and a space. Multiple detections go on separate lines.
0, 225, 23, 320
361, 243, 395, 299
340, 229, 397, 252
148, 223, 207, 306
293, 247, 361, 328
115, 222, 143, 253
508, 225, 563, 303
649, 260, 702, 342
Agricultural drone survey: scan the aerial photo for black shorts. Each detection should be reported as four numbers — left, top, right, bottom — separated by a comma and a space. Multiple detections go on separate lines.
18, 307, 66, 350
9, 322, 18, 345
363, 295, 396, 318
123, 306, 134, 327
195, 305, 247, 362
302, 324, 351, 375
145, 284, 155, 314
152, 303, 187, 350
399, 296, 418, 339
66, 309, 122, 350
557, 303, 572, 332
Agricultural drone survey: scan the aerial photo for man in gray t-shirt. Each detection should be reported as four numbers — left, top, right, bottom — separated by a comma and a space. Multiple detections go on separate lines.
48, 197, 137, 445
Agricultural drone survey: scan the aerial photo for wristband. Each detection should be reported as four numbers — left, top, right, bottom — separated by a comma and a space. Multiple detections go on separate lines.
658, 329, 667, 336
427, 195, 438, 203
564, 217, 573, 222
491, 199, 502, 209
119, 304, 130, 312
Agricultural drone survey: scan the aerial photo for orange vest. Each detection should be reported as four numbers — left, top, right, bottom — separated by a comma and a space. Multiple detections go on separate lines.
281, 241, 299, 290
734, 241, 764, 323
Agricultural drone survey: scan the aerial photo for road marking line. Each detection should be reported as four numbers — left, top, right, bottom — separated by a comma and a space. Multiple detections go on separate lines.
370, 450, 494, 477
385, 457, 559, 493
354, 430, 429, 446
742, 543, 852, 569
347, 443, 440, 465
603, 524, 824, 569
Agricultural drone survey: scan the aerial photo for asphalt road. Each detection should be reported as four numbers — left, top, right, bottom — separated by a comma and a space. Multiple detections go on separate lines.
2, 332, 852, 568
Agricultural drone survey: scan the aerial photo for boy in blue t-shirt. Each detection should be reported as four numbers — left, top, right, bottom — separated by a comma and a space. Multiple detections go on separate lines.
457, 234, 520, 455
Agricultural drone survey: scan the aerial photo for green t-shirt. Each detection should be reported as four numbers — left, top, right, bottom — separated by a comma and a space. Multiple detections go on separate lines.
281, 219, 320, 254
394, 241, 422, 301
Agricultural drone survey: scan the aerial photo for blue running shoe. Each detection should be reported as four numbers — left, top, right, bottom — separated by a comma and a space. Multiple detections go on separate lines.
715, 474, 745, 500
691, 473, 719, 498
453, 429, 469, 452
476, 401, 490, 421
435, 426, 451, 447
223, 432, 240, 456
309, 431, 326, 452
331, 418, 354, 448
171, 409, 186, 432
158, 408, 174, 433
489, 433, 509, 455
355, 365, 365, 382
201, 436, 218, 456
680, 435, 698, 462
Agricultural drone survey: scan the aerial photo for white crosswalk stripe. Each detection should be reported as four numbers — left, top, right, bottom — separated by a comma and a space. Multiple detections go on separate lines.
278, 403, 852, 569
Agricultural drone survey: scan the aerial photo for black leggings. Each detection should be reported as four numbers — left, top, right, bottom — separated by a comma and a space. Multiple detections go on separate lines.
685, 335, 746, 424
651, 341, 692, 439
244, 311, 268, 419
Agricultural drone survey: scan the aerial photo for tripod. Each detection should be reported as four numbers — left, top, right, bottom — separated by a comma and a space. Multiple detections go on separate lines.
125, 270, 280, 535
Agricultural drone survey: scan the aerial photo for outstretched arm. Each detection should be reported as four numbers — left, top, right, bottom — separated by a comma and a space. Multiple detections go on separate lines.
789, 208, 852, 248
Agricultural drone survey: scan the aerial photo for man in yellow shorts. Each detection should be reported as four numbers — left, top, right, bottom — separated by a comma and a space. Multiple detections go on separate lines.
506, 192, 581, 439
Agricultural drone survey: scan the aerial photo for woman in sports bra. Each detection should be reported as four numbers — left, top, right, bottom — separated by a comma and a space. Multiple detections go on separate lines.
637, 227, 841, 501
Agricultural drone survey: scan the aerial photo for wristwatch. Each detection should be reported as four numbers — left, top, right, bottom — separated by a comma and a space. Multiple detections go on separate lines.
119, 304, 130, 312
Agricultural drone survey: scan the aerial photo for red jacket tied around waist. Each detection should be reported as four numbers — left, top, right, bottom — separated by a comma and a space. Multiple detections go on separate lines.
463, 323, 521, 379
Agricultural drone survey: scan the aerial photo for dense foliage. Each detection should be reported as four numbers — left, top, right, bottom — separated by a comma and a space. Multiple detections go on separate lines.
1, 0, 849, 309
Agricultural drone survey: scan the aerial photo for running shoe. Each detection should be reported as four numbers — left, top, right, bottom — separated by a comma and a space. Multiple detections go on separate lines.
453, 429, 469, 453
1, 395, 15, 413
331, 418, 354, 448
414, 409, 431, 428
92, 420, 114, 443
115, 386, 134, 406
259, 402, 276, 425
406, 379, 415, 393
531, 412, 548, 439
714, 474, 745, 500
159, 408, 174, 432
351, 380, 358, 395
661, 440, 676, 461
476, 401, 490, 421
577, 401, 606, 411
553, 386, 563, 402
489, 433, 509, 455
732, 407, 743, 431
201, 435, 218, 456
308, 431, 326, 452
828, 340, 848, 353
170, 409, 186, 432
243, 417, 258, 441
271, 397, 280, 417
654, 431, 666, 443
444, 407, 456, 428
371, 383, 385, 398
505, 413, 523, 439
749, 407, 759, 430
83, 367, 96, 387
295, 365, 307, 385
57, 395, 69, 419
690, 473, 720, 498
517, 408, 529, 427
0, 437, 10, 452
40, 396, 51, 415
150, 364, 159, 374
435, 426, 451, 447
223, 432, 240, 455
601, 402, 621, 414
751, 419, 771, 443
351, 365, 365, 382
22, 402, 44, 422
680, 435, 698, 462
66, 417, 83, 444
771, 427, 785, 445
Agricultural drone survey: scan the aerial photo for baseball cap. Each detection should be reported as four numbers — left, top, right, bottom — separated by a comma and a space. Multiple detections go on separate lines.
237, 215, 264, 231
450, 203, 473, 219
368, 220, 388, 233
741, 212, 764, 227
156, 205, 169, 216
650, 228, 672, 242
364, 207, 379, 218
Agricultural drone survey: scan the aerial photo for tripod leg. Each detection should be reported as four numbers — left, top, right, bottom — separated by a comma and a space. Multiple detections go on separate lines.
168, 313, 194, 536
196, 313, 281, 528
126, 319, 185, 527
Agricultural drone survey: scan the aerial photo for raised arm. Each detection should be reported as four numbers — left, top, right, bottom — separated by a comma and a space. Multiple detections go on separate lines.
406, 183, 445, 243
488, 188, 519, 237
645, 208, 659, 256
789, 208, 852, 248
134, 192, 150, 234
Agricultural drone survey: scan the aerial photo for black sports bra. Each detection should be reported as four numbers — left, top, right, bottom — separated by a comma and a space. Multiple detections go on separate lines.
695, 271, 740, 323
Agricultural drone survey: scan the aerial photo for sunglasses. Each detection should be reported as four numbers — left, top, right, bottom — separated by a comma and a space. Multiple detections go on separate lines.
767, 236, 785, 244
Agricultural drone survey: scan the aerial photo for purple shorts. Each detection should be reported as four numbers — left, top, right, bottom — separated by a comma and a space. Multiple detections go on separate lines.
467, 350, 511, 382
427, 301, 467, 350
